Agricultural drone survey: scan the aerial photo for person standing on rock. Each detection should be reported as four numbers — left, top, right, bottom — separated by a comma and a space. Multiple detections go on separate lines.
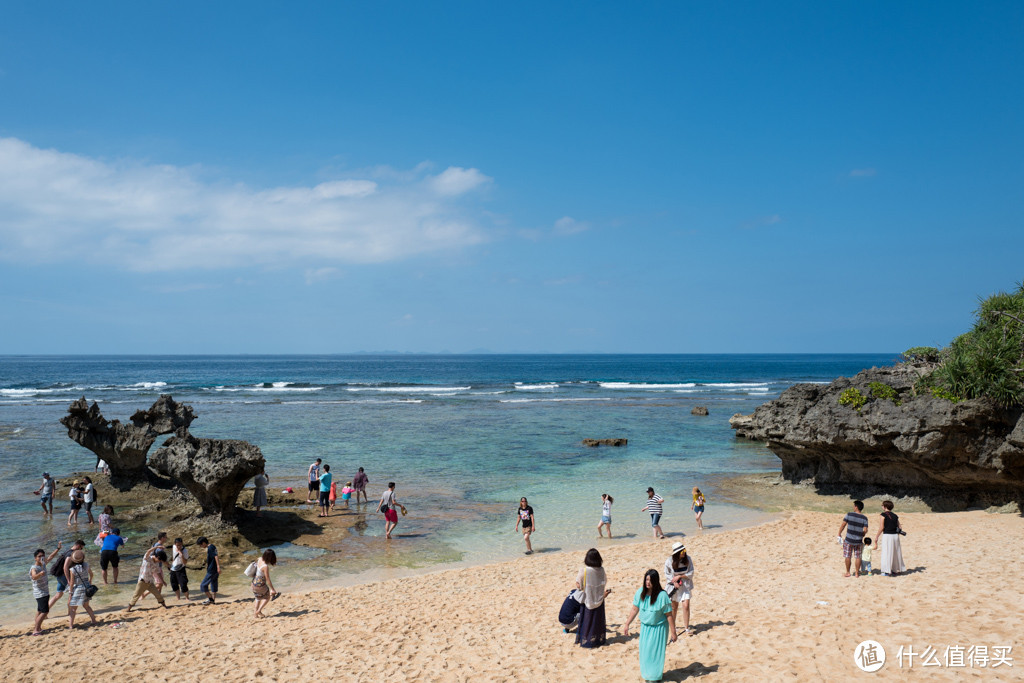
353, 467, 369, 504
837, 500, 869, 577
307, 458, 322, 504
34, 472, 55, 516
379, 482, 406, 539
641, 487, 665, 539
83, 476, 97, 525
253, 470, 269, 516
318, 464, 333, 518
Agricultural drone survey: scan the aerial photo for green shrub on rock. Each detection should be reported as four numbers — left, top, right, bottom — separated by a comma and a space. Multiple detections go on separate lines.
868, 381, 902, 406
901, 346, 940, 363
838, 388, 868, 411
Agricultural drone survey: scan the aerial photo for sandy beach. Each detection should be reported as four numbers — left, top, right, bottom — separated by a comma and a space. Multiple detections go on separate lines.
3, 509, 1021, 681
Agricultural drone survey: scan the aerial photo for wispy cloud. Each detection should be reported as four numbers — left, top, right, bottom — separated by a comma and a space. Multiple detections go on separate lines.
849, 168, 877, 177
740, 214, 783, 230
553, 216, 589, 236
304, 267, 340, 285
0, 137, 495, 272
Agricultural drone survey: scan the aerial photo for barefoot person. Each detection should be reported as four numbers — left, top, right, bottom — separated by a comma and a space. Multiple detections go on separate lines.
67, 483, 84, 526
30, 543, 62, 635
379, 482, 406, 539
251, 549, 279, 618
837, 500, 869, 578
691, 487, 706, 530
622, 569, 677, 682
318, 464, 333, 518
641, 487, 665, 539
353, 467, 369, 504
170, 538, 189, 600
253, 471, 269, 516
515, 497, 535, 554
198, 536, 220, 605
66, 550, 98, 629
597, 494, 614, 538
34, 472, 55, 516
664, 542, 695, 636
99, 527, 126, 584
48, 539, 84, 609
83, 477, 97, 525
306, 458, 322, 504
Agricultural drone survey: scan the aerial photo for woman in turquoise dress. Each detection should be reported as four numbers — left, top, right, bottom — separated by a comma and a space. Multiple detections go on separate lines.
621, 569, 677, 682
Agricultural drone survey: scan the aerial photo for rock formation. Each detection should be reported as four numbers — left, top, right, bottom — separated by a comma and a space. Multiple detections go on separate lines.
731, 364, 1024, 507
150, 434, 265, 521
582, 438, 628, 447
691, 406, 709, 416
60, 395, 195, 485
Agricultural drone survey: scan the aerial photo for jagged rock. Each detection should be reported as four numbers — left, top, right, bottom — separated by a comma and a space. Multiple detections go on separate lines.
582, 438, 628, 447
691, 406, 709, 416
149, 434, 265, 520
732, 364, 1024, 507
60, 395, 196, 485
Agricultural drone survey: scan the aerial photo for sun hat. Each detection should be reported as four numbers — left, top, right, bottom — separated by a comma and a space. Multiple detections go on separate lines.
71, 550, 85, 563
646, 487, 655, 493
671, 542, 686, 555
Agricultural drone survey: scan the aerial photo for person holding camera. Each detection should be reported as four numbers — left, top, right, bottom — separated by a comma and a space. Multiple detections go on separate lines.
663, 542, 694, 636
875, 500, 906, 576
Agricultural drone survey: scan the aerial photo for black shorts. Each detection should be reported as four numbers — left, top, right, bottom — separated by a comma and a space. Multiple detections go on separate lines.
319, 490, 329, 506
85, 501, 93, 511
70, 501, 81, 511
36, 596, 49, 614
100, 549, 120, 569
170, 567, 188, 592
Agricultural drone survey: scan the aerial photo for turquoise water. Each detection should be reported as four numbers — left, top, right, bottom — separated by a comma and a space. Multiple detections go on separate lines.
0, 354, 894, 609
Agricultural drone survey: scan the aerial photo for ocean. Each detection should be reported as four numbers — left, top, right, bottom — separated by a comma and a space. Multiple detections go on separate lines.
0, 353, 894, 614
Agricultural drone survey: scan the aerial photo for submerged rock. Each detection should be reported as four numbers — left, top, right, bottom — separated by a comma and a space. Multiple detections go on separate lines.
732, 364, 1024, 508
582, 438, 628, 447
150, 433, 265, 520
60, 395, 196, 485
691, 406, 709, 416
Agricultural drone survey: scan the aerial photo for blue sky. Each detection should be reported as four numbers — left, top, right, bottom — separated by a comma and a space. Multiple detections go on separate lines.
0, 2, 1021, 353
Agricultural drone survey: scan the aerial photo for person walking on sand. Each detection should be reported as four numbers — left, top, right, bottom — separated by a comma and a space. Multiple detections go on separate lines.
641, 487, 665, 539
251, 549, 279, 618
353, 467, 369, 504
598, 494, 614, 538
837, 500, 869, 578
30, 543, 62, 635
198, 536, 221, 604
691, 487, 706, 530
34, 472, 56, 516
126, 547, 170, 612
379, 483, 406, 539
575, 548, 612, 648
515, 497, 536, 554
170, 538, 189, 600
99, 527, 126, 584
66, 549, 98, 629
318, 464, 333, 517
622, 569, 677, 682
307, 458, 322, 504
664, 542, 695, 636
48, 539, 84, 609
875, 500, 906, 576
253, 470, 269, 516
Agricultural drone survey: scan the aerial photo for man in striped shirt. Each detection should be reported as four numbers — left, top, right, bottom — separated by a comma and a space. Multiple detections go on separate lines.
641, 487, 665, 539
837, 500, 869, 577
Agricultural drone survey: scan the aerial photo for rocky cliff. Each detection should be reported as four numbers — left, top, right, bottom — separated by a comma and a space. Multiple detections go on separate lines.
731, 364, 1024, 508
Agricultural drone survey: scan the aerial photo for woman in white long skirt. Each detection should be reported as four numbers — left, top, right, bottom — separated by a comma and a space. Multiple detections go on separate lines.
875, 500, 905, 576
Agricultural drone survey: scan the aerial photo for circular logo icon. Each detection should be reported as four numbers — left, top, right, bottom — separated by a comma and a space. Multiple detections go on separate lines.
854, 640, 886, 672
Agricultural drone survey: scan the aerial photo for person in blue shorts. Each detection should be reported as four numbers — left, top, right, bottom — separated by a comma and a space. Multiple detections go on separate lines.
640, 487, 665, 539
34, 472, 56, 516
198, 536, 220, 605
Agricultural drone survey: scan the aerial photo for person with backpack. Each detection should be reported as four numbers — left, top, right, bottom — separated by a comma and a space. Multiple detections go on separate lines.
48, 539, 85, 609
83, 476, 97, 525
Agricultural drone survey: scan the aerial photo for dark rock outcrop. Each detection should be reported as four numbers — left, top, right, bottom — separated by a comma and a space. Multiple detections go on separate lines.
150, 434, 265, 521
582, 438, 628, 447
731, 364, 1024, 507
691, 406, 709, 416
60, 395, 195, 485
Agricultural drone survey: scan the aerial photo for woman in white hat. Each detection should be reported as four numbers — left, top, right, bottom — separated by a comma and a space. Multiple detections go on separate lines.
663, 542, 694, 636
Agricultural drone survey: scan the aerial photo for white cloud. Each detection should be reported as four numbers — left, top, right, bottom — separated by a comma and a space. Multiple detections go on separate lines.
0, 137, 495, 271
553, 216, 589, 236
304, 267, 340, 285
429, 167, 491, 196
849, 168, 876, 177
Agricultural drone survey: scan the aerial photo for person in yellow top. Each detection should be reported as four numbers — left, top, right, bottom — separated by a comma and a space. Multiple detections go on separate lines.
691, 487, 706, 530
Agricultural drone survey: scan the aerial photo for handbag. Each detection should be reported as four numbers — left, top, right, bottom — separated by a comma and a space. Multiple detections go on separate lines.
378, 495, 391, 514
77, 565, 99, 598
244, 561, 258, 578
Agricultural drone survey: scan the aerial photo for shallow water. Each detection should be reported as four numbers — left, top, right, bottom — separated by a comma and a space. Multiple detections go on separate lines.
0, 353, 894, 621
